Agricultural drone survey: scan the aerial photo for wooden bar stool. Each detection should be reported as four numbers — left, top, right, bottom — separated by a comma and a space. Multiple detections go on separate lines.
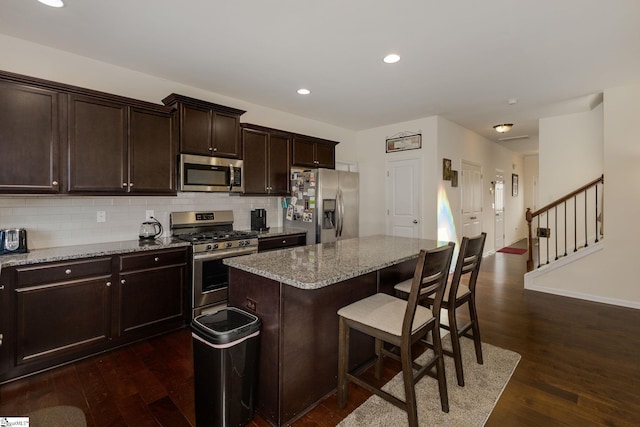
395, 232, 486, 387
337, 243, 455, 427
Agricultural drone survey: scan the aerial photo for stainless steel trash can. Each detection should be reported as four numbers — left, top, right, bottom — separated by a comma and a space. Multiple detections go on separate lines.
191, 307, 261, 427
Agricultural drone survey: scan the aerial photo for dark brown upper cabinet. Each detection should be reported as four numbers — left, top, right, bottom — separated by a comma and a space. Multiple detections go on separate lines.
68, 94, 128, 193
162, 94, 246, 159
292, 135, 337, 169
242, 124, 291, 195
0, 79, 61, 193
0, 70, 176, 195
67, 96, 176, 194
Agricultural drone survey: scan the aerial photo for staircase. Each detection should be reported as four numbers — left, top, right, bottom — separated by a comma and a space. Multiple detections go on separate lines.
525, 175, 604, 272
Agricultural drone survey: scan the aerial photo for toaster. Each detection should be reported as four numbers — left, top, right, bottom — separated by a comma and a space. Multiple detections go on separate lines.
0, 228, 28, 255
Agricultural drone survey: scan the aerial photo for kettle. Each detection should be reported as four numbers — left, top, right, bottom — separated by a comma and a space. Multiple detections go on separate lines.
139, 217, 163, 240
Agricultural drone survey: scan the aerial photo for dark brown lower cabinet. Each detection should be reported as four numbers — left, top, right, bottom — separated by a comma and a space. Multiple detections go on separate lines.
257, 233, 306, 252
118, 249, 187, 337
0, 247, 188, 383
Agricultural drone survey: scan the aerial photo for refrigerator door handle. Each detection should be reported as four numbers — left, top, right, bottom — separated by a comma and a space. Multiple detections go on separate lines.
338, 189, 345, 237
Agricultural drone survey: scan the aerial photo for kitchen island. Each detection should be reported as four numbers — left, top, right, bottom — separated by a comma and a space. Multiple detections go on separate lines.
225, 235, 444, 426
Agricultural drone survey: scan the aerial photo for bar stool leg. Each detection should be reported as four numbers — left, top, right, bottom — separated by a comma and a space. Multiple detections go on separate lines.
337, 317, 350, 408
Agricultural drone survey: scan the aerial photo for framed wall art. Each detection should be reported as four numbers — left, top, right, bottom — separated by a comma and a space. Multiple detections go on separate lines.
512, 173, 519, 197
451, 170, 458, 187
443, 158, 452, 180
386, 133, 422, 153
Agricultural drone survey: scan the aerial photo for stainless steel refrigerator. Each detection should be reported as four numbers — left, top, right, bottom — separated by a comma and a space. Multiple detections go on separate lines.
283, 168, 359, 244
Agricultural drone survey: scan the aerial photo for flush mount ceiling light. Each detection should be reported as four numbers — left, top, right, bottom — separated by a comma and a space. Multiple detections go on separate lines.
383, 54, 400, 64
38, 0, 64, 7
493, 123, 513, 133
297, 88, 311, 95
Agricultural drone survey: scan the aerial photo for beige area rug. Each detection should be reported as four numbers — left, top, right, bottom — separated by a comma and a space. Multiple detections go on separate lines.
338, 337, 520, 427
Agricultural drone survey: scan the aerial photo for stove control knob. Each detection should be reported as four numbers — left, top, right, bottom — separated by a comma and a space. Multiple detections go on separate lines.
213, 243, 219, 249
226, 242, 233, 248
239, 240, 246, 247
206, 244, 213, 250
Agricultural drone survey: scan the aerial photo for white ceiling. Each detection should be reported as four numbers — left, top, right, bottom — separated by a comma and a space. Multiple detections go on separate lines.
2, 0, 640, 154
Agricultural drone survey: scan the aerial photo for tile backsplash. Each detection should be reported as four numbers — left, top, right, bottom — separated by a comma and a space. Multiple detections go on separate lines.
0, 193, 281, 249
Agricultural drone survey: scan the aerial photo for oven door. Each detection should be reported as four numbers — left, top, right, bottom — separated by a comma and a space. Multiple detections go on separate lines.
192, 247, 256, 316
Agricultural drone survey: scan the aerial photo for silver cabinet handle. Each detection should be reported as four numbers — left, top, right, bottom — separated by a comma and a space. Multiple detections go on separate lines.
282, 240, 287, 244
0, 285, 5, 291
129, 183, 133, 187
122, 183, 128, 187
413, 220, 418, 224
52, 180, 59, 186
65, 269, 72, 275
208, 147, 213, 151
154, 257, 159, 262
106, 282, 111, 287
121, 279, 126, 285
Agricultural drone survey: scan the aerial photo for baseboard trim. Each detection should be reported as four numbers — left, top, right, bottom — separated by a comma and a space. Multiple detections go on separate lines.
524, 285, 640, 310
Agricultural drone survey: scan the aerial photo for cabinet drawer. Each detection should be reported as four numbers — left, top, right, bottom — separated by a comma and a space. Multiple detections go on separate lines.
258, 234, 306, 252
15, 257, 112, 286
119, 248, 187, 272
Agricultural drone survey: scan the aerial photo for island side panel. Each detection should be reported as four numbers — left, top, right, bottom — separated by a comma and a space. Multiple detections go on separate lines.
378, 259, 417, 295
280, 272, 377, 424
227, 267, 282, 426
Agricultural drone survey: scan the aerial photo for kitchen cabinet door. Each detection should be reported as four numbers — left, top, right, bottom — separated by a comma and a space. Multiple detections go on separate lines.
314, 141, 336, 169
180, 103, 212, 156
10, 257, 113, 371
163, 93, 245, 159
292, 136, 336, 169
212, 112, 242, 158
242, 125, 291, 195
129, 107, 176, 194
268, 133, 291, 194
67, 94, 128, 192
0, 81, 61, 193
242, 127, 269, 194
118, 248, 188, 338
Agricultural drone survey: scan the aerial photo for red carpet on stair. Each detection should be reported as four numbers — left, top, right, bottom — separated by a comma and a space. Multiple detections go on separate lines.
497, 247, 528, 255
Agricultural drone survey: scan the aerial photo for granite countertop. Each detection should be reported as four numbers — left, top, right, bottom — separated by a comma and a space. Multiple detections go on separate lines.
224, 235, 444, 290
0, 238, 191, 270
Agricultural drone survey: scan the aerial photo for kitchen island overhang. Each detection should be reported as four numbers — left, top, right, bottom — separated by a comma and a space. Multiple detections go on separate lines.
224, 235, 446, 426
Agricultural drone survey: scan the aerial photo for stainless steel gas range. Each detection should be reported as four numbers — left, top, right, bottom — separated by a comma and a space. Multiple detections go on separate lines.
170, 210, 258, 318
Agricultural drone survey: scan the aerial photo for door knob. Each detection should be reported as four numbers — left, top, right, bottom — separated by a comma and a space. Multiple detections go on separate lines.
413, 220, 418, 224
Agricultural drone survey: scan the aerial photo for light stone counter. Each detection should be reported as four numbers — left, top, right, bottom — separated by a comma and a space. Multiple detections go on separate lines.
224, 234, 443, 289
0, 238, 191, 270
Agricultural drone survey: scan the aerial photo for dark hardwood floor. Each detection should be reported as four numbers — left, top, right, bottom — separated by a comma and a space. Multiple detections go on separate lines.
1, 239, 639, 426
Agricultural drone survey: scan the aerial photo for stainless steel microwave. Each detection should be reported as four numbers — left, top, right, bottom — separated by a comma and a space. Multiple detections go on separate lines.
179, 154, 244, 193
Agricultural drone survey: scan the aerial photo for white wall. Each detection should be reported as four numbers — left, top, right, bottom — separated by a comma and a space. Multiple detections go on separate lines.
355, 117, 439, 239
538, 104, 604, 203
437, 118, 526, 252
526, 86, 640, 309
0, 34, 356, 249
523, 153, 539, 212
353, 115, 526, 251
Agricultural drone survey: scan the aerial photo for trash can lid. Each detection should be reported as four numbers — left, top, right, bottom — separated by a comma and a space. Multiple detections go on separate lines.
191, 307, 261, 345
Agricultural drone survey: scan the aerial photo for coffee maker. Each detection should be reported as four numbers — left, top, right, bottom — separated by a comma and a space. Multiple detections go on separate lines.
250, 209, 269, 232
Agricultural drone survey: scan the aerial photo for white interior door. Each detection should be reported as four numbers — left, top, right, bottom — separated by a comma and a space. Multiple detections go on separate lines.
461, 161, 483, 237
387, 158, 421, 237
494, 170, 505, 249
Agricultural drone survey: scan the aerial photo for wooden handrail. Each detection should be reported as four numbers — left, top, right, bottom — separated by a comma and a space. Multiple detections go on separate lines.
526, 174, 604, 271
527, 175, 604, 220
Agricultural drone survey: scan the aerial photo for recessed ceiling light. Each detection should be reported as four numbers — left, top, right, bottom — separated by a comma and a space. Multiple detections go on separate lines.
38, 0, 64, 7
383, 54, 400, 64
297, 88, 310, 95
